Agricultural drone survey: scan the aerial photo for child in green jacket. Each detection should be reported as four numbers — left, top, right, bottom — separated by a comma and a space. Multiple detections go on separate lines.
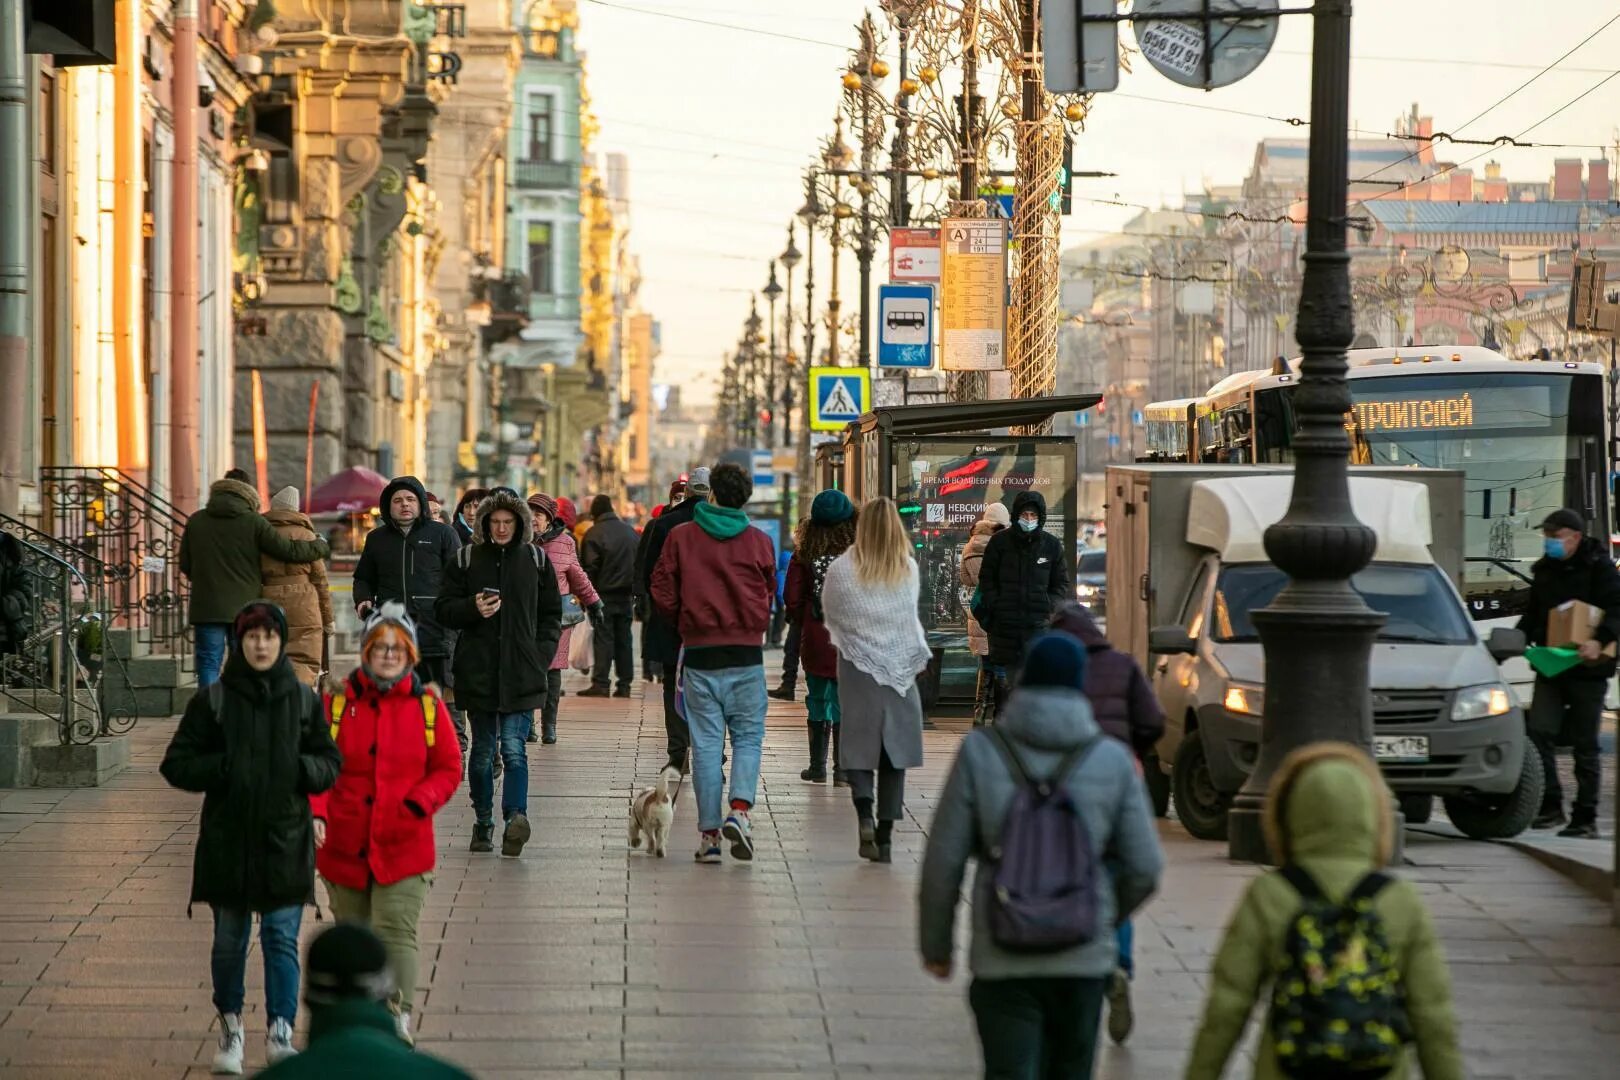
1185, 742, 1464, 1080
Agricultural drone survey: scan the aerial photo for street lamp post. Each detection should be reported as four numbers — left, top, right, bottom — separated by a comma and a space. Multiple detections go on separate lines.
797, 177, 822, 504
781, 226, 803, 518
1226, 0, 1387, 862
764, 261, 783, 450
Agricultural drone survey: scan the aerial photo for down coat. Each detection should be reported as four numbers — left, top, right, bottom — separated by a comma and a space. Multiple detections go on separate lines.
783, 554, 838, 680
958, 515, 1004, 658
972, 491, 1071, 666
261, 507, 336, 687
351, 476, 462, 658
538, 521, 600, 671
635, 496, 699, 666
310, 670, 462, 891
180, 479, 330, 625
1050, 602, 1165, 757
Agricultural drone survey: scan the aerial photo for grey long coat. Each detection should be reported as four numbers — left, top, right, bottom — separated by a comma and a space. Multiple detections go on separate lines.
836, 658, 924, 771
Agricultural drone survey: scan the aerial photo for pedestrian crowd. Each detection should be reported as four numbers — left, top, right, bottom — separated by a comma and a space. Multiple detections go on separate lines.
157, 464, 1508, 1079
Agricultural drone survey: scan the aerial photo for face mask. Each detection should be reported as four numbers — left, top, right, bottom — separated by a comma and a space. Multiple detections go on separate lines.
1018, 519, 1039, 533
1545, 536, 1569, 559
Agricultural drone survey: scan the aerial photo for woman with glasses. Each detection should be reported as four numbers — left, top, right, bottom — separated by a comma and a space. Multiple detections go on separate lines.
311, 602, 463, 1046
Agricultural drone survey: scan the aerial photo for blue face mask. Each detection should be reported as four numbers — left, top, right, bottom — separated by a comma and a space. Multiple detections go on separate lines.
1018, 519, 1039, 533
1545, 536, 1570, 559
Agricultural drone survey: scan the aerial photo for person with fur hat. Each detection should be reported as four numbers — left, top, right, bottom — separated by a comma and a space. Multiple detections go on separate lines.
919, 633, 1163, 1079
783, 490, 859, 784
531, 491, 604, 744
160, 601, 341, 1074
1185, 742, 1462, 1080
256, 923, 473, 1078
311, 602, 461, 1047
435, 487, 563, 858
261, 486, 336, 687
959, 502, 1010, 724
180, 472, 331, 688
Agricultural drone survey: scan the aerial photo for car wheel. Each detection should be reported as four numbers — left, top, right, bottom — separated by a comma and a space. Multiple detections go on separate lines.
1143, 752, 1171, 818
1398, 793, 1433, 825
1172, 729, 1231, 841
1443, 740, 1544, 841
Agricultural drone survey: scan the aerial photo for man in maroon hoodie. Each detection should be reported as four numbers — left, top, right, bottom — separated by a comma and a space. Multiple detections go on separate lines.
651, 463, 776, 864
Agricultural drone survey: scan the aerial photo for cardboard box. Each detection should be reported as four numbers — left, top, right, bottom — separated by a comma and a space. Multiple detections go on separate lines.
1546, 600, 1618, 660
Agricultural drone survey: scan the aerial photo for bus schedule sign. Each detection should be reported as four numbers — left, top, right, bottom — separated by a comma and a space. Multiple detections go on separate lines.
940, 218, 1007, 371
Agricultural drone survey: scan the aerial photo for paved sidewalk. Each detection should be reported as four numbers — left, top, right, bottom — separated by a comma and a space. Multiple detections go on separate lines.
0, 678, 1617, 1078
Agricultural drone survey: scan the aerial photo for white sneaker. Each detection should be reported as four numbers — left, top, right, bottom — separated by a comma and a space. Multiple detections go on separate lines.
266, 1017, 298, 1065
395, 1009, 415, 1048
210, 1013, 244, 1075
722, 809, 754, 861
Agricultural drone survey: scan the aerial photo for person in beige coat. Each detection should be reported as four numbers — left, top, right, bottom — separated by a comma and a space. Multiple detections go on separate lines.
261, 487, 335, 686
959, 502, 1010, 724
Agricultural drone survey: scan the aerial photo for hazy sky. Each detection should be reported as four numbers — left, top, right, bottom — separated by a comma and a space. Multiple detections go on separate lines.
573, 1, 1620, 403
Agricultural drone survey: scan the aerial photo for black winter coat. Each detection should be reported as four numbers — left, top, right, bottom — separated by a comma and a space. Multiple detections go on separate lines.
581, 512, 640, 603
352, 476, 462, 657
1050, 602, 1165, 756
435, 490, 563, 714
635, 498, 699, 665
1517, 535, 1620, 682
973, 491, 1072, 665
159, 650, 341, 912
0, 534, 34, 656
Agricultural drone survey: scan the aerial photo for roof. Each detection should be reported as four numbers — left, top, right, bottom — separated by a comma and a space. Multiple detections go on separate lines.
1362, 200, 1620, 235
854, 394, 1102, 437
1186, 475, 1434, 564
1201, 349, 1605, 398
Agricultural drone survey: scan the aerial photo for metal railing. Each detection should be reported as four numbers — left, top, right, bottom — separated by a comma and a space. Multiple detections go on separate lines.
39, 467, 192, 668
512, 159, 578, 189
0, 520, 137, 743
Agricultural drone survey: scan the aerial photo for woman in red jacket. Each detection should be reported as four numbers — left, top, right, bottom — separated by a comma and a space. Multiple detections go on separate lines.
311, 602, 461, 1047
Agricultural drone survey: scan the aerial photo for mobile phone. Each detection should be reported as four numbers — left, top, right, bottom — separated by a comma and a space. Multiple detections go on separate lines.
479, 587, 501, 599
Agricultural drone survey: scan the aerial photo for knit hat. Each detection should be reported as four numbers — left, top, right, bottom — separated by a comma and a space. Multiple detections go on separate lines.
1541, 508, 1586, 533
1017, 632, 1089, 693
811, 489, 856, 525
361, 601, 420, 673
556, 496, 578, 530
232, 601, 287, 644
304, 923, 396, 1006
669, 477, 688, 503
529, 492, 558, 522
590, 494, 614, 518
271, 486, 300, 513
686, 467, 712, 497
983, 502, 1011, 528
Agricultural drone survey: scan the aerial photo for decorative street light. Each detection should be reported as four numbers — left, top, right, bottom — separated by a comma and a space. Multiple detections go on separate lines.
763, 261, 783, 448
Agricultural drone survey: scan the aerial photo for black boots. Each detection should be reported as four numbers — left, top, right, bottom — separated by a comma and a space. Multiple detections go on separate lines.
874, 819, 894, 864
470, 822, 494, 852
768, 682, 797, 702
831, 725, 848, 786
801, 721, 829, 782
855, 797, 878, 860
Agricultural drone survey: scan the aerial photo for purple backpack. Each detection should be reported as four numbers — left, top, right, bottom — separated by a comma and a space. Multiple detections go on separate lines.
984, 727, 1104, 952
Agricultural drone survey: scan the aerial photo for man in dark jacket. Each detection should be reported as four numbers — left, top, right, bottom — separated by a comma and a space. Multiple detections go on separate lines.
636, 468, 707, 770
1516, 507, 1620, 838
580, 493, 640, 697
972, 490, 1071, 716
179, 475, 331, 688
435, 488, 562, 858
160, 601, 341, 1073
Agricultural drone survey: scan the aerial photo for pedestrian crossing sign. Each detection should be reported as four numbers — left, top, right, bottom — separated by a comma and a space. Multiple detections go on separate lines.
809, 367, 870, 432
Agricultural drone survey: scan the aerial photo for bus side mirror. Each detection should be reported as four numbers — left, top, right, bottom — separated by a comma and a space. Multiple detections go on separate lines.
1485, 627, 1526, 663
1149, 626, 1196, 656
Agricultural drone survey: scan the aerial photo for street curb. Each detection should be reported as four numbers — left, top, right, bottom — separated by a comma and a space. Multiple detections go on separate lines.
1501, 838, 1613, 902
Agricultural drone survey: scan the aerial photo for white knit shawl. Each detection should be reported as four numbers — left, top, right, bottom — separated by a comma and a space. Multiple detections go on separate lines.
820, 552, 932, 694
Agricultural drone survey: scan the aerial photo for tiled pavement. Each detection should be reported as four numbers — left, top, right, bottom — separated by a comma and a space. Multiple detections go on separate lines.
1, 676, 1619, 1078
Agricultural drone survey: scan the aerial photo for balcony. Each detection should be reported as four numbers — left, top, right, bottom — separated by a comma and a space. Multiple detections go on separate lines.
513, 160, 578, 190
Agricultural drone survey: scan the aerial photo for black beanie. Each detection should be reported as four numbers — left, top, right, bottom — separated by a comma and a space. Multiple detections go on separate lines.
304, 923, 394, 1005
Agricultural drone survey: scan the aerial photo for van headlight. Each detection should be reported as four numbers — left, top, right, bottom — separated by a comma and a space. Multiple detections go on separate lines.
1223, 683, 1264, 716
1452, 683, 1513, 721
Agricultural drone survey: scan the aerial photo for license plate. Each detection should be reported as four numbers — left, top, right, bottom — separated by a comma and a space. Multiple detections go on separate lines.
1373, 735, 1429, 763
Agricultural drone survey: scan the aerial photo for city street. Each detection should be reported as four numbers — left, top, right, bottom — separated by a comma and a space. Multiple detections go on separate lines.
0, 677, 1616, 1078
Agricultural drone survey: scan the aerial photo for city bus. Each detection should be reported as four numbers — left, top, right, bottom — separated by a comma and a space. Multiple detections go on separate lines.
1139, 398, 1200, 462
1140, 347, 1611, 658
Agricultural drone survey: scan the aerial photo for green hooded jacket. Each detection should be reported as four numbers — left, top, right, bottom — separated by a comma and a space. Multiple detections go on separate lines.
256, 1000, 474, 1079
179, 480, 329, 624
1185, 744, 1463, 1080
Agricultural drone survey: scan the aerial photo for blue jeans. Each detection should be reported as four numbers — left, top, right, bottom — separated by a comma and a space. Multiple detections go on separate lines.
683, 665, 766, 832
469, 711, 531, 824
195, 623, 232, 689
211, 905, 302, 1024
1117, 919, 1134, 979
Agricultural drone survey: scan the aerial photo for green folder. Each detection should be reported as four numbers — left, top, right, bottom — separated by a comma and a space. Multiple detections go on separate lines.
1525, 645, 1583, 679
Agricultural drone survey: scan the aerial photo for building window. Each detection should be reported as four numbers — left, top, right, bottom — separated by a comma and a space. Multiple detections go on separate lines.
527, 98, 553, 162
38, 72, 55, 174
527, 222, 554, 294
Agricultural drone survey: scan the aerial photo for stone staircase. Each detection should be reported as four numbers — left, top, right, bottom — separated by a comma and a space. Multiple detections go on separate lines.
102, 627, 197, 718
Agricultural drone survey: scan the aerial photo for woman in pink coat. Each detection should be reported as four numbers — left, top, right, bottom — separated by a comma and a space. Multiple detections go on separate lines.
530, 493, 603, 744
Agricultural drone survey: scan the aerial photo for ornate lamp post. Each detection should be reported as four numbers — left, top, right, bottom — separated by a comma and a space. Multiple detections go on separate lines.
763, 261, 784, 450
780, 226, 803, 517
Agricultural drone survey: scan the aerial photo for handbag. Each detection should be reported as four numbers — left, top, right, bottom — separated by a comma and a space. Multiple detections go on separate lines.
560, 592, 586, 627
568, 617, 594, 672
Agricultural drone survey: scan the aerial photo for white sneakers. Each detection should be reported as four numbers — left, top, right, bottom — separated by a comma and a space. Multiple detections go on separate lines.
211, 1014, 244, 1075
266, 1017, 298, 1065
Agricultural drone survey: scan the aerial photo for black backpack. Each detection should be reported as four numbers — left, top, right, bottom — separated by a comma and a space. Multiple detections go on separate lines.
982, 728, 1104, 952
1269, 865, 1412, 1079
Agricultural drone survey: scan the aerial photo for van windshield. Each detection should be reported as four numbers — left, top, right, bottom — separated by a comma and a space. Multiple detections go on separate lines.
1210, 563, 1475, 645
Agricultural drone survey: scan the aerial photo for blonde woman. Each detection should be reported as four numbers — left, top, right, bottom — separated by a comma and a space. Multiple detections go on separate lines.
820, 497, 932, 862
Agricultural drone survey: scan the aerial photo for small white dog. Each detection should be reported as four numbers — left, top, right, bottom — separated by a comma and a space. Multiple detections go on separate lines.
628, 766, 683, 858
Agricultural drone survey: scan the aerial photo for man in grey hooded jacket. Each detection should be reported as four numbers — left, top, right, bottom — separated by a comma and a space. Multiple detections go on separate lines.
919, 632, 1163, 1079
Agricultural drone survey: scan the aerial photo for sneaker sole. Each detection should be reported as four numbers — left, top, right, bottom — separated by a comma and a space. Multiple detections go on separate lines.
501, 816, 532, 857
694, 850, 722, 864
1106, 972, 1134, 1045
722, 821, 754, 861
211, 1059, 244, 1076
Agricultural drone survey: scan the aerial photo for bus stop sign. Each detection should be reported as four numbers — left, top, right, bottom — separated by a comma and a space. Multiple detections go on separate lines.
878, 284, 935, 369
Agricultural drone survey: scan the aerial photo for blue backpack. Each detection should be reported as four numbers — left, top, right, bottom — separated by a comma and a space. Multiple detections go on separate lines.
983, 728, 1104, 952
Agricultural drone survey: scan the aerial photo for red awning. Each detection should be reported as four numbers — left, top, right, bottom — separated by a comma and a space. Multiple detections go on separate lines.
307, 467, 389, 515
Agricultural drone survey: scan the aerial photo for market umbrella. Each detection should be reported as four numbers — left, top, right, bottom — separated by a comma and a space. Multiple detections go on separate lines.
307, 466, 389, 515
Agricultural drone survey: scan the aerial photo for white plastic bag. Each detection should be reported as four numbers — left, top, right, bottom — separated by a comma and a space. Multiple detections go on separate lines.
568, 619, 594, 673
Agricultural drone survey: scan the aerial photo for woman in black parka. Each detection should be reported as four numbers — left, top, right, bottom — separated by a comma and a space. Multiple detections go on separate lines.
161, 601, 341, 1073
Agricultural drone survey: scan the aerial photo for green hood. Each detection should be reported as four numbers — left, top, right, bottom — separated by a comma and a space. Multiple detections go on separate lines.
694, 502, 750, 540
205, 478, 260, 518
1279, 757, 1381, 870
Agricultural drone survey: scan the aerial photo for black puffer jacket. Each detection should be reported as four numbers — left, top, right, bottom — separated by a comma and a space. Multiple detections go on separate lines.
0, 534, 35, 656
159, 608, 341, 912
1050, 602, 1164, 757
635, 498, 699, 665
435, 490, 563, 714
352, 476, 462, 657
581, 510, 640, 603
1517, 534, 1620, 682
973, 490, 1071, 666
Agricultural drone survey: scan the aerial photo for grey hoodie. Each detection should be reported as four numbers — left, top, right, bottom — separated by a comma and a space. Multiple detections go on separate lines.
918, 687, 1165, 979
